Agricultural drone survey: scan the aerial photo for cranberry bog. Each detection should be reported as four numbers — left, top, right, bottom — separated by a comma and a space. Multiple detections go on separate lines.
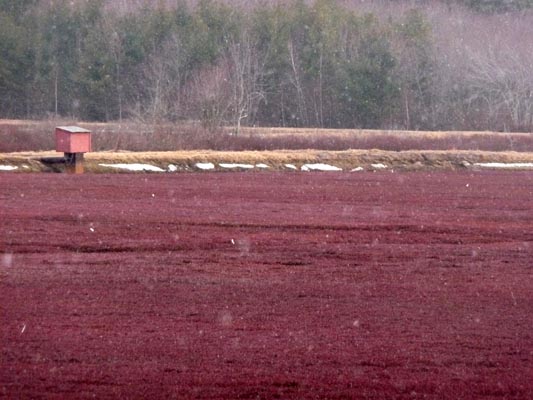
1, 172, 533, 399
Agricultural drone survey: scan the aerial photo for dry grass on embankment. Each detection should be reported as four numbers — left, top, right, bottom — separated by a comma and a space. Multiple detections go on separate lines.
3, 149, 533, 173
2, 119, 533, 172
3, 119, 533, 153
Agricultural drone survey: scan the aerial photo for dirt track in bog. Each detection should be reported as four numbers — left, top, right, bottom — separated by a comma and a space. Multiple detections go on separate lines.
1, 172, 533, 399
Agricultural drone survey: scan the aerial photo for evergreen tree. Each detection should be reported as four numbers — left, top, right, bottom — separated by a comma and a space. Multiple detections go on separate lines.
0, 1, 36, 117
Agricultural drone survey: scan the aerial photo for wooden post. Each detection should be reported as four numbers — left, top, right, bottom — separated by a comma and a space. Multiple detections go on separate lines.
65, 153, 84, 174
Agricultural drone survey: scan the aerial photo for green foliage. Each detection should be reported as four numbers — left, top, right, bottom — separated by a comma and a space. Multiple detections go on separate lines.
76, 22, 115, 120
3, 0, 522, 132
392, 9, 436, 129
33, 1, 81, 116
194, 0, 240, 63
337, 31, 399, 128
247, 1, 400, 128
0, 9, 34, 116
0, 1, 431, 126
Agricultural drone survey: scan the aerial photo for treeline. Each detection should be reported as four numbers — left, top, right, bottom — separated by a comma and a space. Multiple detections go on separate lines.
1, 0, 533, 132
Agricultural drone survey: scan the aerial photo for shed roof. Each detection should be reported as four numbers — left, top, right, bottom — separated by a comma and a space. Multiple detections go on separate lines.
56, 126, 91, 133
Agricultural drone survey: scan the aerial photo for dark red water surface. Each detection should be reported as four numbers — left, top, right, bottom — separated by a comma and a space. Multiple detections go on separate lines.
1, 171, 533, 399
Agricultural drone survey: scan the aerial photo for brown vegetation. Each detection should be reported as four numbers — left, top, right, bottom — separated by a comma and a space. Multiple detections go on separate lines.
3, 148, 533, 174
2, 119, 533, 154
3, 119, 533, 173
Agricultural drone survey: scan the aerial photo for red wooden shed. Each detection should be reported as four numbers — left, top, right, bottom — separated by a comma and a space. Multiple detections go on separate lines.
55, 126, 91, 174
55, 126, 92, 153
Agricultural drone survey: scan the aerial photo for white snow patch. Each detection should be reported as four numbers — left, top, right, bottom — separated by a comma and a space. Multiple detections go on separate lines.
195, 162, 215, 170
0, 165, 18, 171
474, 163, 533, 169
371, 163, 387, 169
255, 163, 269, 169
285, 164, 298, 170
351, 167, 364, 172
219, 163, 254, 169
301, 163, 342, 172
99, 163, 165, 172
167, 164, 178, 172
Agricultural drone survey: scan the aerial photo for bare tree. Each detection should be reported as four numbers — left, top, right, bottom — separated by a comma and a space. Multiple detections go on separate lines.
427, 3, 533, 131
185, 61, 232, 132
227, 32, 266, 134
131, 33, 187, 124
465, 46, 533, 131
287, 38, 308, 126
